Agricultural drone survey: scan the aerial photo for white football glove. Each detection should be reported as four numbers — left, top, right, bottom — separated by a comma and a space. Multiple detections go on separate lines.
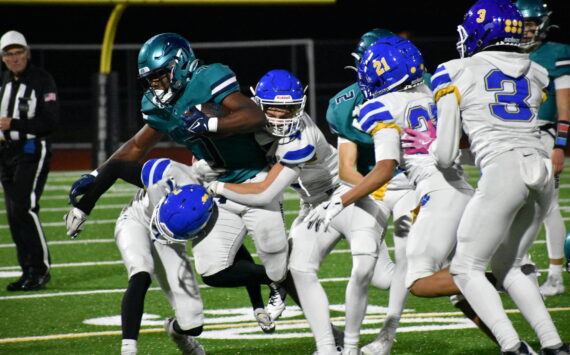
64, 207, 87, 239
206, 180, 224, 196
304, 195, 344, 232
192, 159, 227, 184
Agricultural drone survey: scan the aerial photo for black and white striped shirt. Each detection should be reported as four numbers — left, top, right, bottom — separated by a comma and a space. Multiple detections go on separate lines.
0, 64, 59, 145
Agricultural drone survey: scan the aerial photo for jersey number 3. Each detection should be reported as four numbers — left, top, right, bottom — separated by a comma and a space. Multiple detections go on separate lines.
484, 69, 534, 122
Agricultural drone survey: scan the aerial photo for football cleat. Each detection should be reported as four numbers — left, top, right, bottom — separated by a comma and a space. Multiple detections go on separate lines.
164, 317, 206, 355
540, 275, 565, 296
540, 343, 570, 355
254, 308, 276, 334
120, 343, 137, 355
267, 282, 287, 320
361, 316, 398, 355
502, 341, 538, 355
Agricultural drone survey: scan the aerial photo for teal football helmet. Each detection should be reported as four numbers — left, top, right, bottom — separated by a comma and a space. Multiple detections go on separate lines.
137, 33, 199, 105
515, 0, 551, 49
347, 28, 395, 71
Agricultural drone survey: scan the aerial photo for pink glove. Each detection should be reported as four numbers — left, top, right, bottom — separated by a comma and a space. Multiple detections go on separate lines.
401, 120, 437, 154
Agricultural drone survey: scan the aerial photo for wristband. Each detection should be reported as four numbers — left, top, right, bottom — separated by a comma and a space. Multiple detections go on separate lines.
90, 169, 99, 177
554, 120, 570, 149
208, 117, 218, 133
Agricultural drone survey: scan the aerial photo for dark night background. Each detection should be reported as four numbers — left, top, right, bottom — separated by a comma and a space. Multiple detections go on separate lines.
1, 0, 569, 152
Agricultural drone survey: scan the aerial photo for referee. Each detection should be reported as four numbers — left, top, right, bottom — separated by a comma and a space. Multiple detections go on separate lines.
1, 30, 59, 291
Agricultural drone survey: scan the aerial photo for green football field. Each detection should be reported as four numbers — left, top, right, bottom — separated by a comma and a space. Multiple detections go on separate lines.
0, 165, 569, 355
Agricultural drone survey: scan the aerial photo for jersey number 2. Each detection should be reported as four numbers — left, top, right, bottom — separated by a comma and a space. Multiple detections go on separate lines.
484, 69, 534, 122
407, 104, 437, 132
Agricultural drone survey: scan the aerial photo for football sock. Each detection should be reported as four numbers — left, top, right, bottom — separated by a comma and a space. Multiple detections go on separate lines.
453, 271, 520, 351
543, 197, 566, 261
290, 269, 336, 353
548, 264, 563, 277
503, 268, 562, 349
344, 254, 376, 349
121, 272, 151, 340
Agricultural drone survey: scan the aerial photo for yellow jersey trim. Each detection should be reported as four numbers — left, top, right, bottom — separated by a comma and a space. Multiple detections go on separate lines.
434, 86, 461, 104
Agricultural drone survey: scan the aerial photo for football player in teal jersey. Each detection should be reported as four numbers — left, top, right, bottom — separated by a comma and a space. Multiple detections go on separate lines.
516, 0, 570, 297
68, 33, 289, 332
326, 29, 428, 355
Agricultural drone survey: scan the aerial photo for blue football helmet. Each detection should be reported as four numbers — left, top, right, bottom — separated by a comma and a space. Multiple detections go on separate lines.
515, 0, 551, 50
347, 28, 395, 71
137, 33, 199, 105
357, 36, 425, 100
150, 184, 214, 244
457, 0, 524, 58
251, 69, 306, 137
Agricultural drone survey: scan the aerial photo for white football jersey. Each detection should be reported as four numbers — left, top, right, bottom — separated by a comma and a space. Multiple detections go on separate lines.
431, 51, 549, 168
268, 113, 340, 205
355, 84, 470, 191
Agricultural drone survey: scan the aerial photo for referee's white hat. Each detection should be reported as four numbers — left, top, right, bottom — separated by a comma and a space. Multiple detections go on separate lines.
1, 30, 28, 51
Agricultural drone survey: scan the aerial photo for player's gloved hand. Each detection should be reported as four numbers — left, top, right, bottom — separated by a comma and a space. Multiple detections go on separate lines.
69, 173, 97, 206
205, 180, 224, 196
304, 195, 344, 232
179, 106, 210, 135
193, 159, 226, 184
401, 120, 437, 155
64, 207, 87, 239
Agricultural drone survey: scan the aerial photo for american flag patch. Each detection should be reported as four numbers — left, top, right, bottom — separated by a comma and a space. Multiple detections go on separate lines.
44, 93, 57, 102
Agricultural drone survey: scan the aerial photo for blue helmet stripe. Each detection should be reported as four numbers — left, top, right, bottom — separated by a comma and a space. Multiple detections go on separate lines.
141, 158, 171, 188
282, 145, 316, 164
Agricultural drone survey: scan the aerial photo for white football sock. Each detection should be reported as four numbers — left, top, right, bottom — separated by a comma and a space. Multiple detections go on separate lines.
344, 254, 376, 349
503, 268, 562, 349
386, 235, 409, 320
453, 271, 520, 351
291, 269, 336, 353
548, 264, 563, 277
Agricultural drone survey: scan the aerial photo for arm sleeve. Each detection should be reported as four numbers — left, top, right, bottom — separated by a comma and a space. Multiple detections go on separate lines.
218, 163, 300, 207
77, 160, 144, 215
430, 93, 461, 168
372, 128, 401, 163
10, 70, 59, 137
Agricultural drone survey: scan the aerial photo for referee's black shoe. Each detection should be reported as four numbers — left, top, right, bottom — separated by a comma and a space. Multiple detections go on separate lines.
21, 272, 51, 291
6, 274, 28, 291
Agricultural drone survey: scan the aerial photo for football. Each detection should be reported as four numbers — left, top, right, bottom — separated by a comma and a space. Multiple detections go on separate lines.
198, 102, 231, 118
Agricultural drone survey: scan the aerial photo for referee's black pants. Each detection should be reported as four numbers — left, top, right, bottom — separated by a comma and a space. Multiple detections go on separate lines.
0, 141, 52, 278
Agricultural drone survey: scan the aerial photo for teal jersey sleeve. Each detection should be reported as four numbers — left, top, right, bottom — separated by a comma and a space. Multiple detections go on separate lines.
530, 42, 570, 123
326, 83, 376, 175
141, 63, 266, 183
422, 72, 433, 90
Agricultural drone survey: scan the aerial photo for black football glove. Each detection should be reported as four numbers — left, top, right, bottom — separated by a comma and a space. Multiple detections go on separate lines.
179, 106, 210, 135
68, 173, 96, 206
